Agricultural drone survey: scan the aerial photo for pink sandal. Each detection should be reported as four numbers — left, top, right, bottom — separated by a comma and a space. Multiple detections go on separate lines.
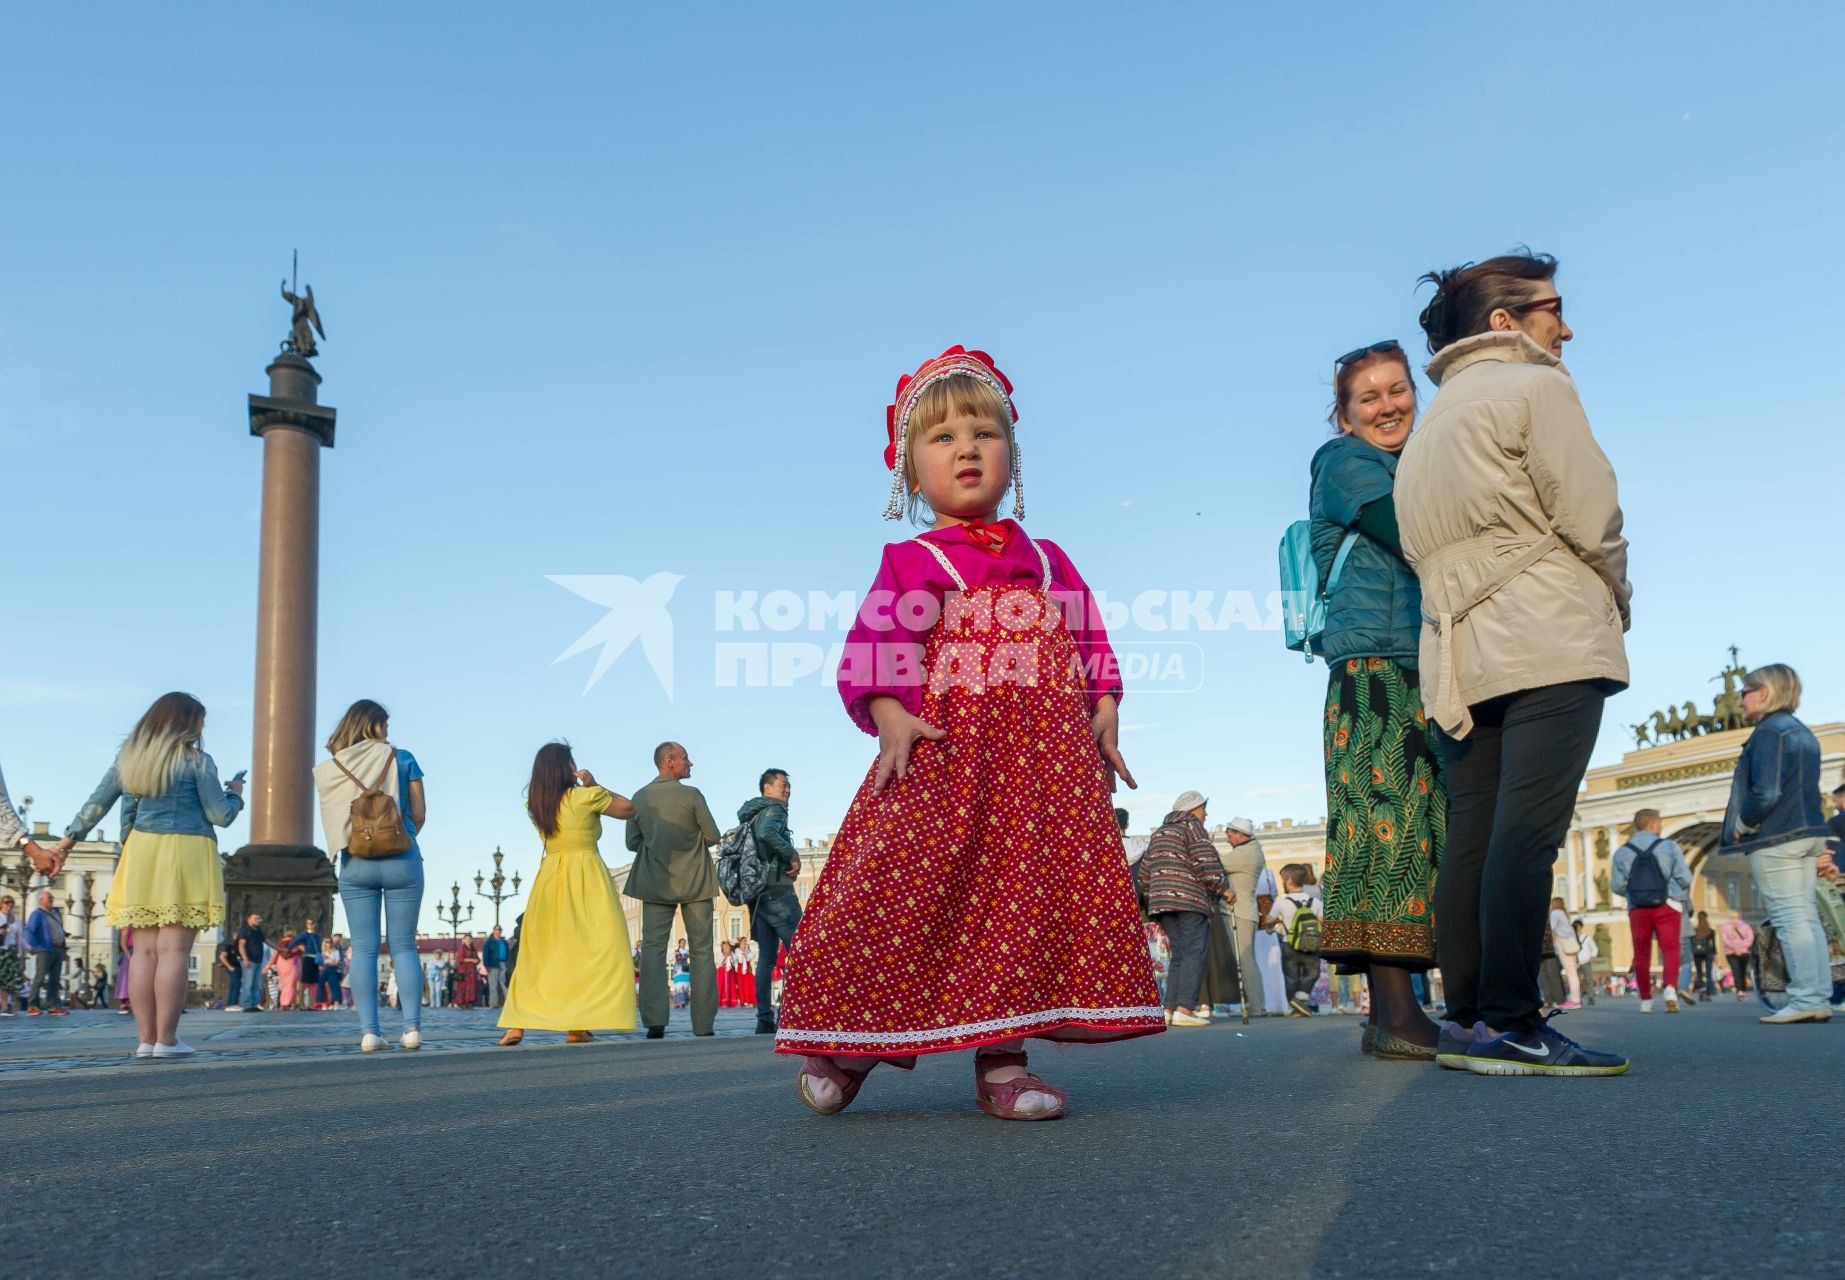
974, 1049, 1067, 1121
797, 1054, 916, 1115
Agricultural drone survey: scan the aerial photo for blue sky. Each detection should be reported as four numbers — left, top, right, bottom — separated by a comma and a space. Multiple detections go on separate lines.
4, 5, 1841, 933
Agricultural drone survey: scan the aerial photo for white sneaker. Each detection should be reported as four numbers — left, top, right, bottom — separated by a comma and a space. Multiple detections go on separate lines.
1663, 987, 1680, 1013
1168, 1010, 1209, 1027
133, 1042, 156, 1058
151, 1040, 195, 1059
360, 1033, 385, 1052
1639, 999, 1653, 1013
399, 1029, 422, 1051
1759, 1007, 1831, 1024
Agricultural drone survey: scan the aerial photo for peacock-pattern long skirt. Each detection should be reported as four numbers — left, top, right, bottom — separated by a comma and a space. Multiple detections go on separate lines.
774, 582, 1165, 1058
1321, 657, 1443, 968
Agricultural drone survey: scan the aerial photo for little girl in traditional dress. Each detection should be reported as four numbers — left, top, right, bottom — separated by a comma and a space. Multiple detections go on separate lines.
733, 941, 749, 1008
717, 941, 737, 1008
775, 345, 1164, 1121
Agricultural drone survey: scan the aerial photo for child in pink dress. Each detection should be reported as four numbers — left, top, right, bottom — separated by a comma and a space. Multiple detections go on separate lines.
775, 346, 1164, 1121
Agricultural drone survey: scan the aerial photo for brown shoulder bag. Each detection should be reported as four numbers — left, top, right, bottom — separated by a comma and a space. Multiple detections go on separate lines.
334, 747, 414, 858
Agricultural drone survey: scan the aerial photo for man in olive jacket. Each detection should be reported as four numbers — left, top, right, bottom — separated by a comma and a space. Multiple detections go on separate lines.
1219, 817, 1268, 1013
624, 741, 722, 1036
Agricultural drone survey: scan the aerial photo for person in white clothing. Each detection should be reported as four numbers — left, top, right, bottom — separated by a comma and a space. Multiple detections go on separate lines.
1548, 898, 1581, 1007
1251, 863, 1288, 1014
1573, 919, 1599, 1004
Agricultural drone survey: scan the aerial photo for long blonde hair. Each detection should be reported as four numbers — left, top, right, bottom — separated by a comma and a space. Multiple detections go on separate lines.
327, 699, 390, 753
116, 693, 207, 797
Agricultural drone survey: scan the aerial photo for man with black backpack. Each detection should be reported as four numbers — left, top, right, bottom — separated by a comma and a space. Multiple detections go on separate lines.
1612, 808, 1692, 1013
736, 769, 802, 1035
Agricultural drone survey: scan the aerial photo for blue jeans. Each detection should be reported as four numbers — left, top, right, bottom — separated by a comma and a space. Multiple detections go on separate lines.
1749, 836, 1831, 1013
317, 967, 342, 1007
241, 960, 265, 1009
750, 885, 802, 1018
340, 848, 426, 1034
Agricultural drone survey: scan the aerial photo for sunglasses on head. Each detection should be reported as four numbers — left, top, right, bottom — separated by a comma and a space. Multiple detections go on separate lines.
1334, 339, 1402, 370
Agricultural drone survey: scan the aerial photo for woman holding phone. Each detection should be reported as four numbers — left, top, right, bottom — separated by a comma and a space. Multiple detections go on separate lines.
498, 743, 638, 1045
59, 692, 245, 1059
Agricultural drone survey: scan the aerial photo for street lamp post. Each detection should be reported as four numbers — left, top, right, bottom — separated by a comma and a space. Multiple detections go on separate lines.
67, 871, 99, 980
473, 846, 522, 930
0, 847, 34, 907
436, 882, 473, 962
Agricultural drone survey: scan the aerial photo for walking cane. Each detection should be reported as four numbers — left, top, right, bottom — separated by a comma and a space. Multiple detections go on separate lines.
1222, 901, 1250, 1026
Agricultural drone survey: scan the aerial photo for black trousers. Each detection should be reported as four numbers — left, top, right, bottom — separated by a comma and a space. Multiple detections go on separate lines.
1157, 911, 1209, 1010
1725, 952, 1751, 993
1434, 681, 1606, 1033
750, 885, 802, 1026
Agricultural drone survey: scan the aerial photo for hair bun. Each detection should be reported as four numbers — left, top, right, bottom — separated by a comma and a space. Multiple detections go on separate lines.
1418, 289, 1451, 337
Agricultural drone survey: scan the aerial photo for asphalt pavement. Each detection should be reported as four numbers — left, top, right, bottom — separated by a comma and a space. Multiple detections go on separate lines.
2, 998, 1838, 1279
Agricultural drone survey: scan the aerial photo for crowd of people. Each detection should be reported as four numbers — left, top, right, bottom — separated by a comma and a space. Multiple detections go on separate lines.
1, 249, 1842, 1114
198, 914, 514, 1014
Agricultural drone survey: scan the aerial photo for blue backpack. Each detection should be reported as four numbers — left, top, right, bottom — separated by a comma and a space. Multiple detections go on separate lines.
1278, 522, 1359, 662
1620, 841, 1669, 908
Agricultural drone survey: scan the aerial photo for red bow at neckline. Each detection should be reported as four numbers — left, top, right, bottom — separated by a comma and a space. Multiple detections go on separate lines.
959, 517, 1012, 556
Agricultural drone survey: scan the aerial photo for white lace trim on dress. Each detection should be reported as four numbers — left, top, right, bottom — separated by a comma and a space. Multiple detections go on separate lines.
775, 1004, 1164, 1047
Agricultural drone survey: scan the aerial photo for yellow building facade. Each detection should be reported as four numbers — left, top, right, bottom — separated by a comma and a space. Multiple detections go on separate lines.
1567, 721, 1843, 975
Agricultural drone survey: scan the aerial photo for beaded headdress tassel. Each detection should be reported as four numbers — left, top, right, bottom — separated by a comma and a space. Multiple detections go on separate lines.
882, 344, 1023, 521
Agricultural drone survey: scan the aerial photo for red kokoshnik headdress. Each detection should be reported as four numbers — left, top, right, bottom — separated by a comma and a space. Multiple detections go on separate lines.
882, 344, 1024, 521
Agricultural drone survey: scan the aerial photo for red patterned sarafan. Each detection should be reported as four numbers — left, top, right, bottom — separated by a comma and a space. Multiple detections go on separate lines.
775, 537, 1164, 1058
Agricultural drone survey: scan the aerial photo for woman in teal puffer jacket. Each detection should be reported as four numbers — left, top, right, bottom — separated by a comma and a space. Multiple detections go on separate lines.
1308, 340, 1444, 1059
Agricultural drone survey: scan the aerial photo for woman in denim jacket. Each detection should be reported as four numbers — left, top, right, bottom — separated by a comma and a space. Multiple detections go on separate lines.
312, 699, 426, 1052
1721, 663, 1832, 1023
59, 692, 245, 1059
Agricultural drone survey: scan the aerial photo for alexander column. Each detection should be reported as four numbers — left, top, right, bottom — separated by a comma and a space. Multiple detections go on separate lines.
223, 273, 338, 951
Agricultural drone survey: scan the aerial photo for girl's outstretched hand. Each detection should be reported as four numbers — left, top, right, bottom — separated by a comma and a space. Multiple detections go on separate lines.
1091, 694, 1136, 792
868, 696, 946, 794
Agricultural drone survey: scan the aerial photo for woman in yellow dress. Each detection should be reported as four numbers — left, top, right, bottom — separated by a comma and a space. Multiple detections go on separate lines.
498, 743, 638, 1045
59, 692, 245, 1059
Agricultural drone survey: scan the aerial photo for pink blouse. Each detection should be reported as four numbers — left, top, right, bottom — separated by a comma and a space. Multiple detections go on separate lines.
835, 519, 1125, 734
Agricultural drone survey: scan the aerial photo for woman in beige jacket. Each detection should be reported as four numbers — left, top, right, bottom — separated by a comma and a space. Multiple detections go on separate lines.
1395, 251, 1632, 1077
